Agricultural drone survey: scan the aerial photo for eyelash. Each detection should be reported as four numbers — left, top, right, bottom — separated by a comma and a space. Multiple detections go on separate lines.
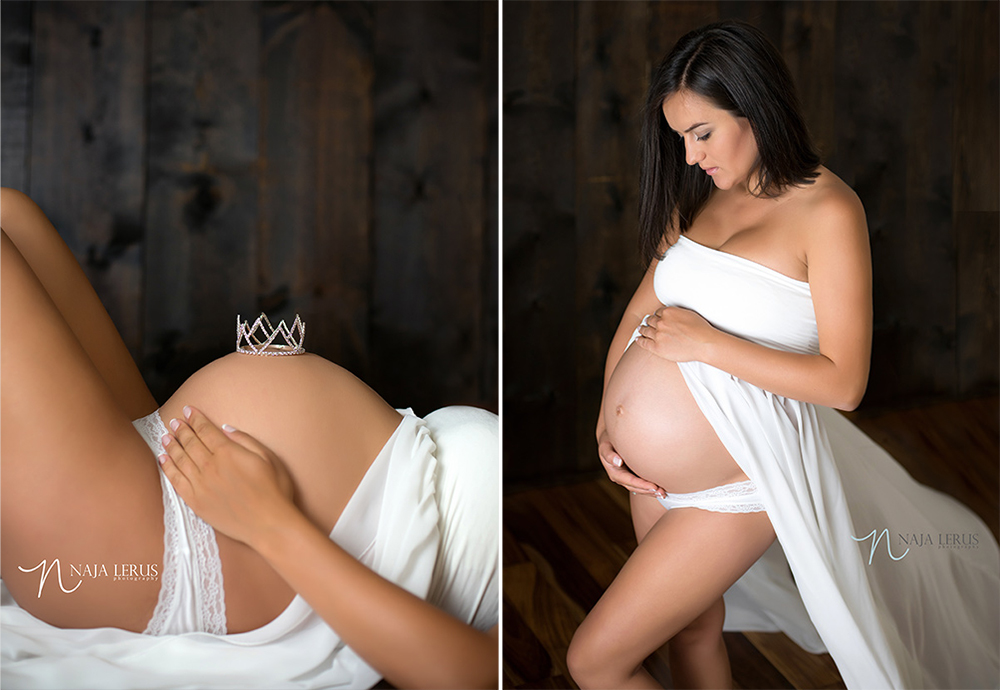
695, 132, 711, 142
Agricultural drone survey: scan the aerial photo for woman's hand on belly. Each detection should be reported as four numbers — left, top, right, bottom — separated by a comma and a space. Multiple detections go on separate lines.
635, 306, 716, 362
162, 410, 498, 688
158, 405, 299, 550
598, 428, 666, 498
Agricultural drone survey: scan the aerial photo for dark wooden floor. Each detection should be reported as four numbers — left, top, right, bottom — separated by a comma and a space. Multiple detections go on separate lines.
502, 396, 999, 689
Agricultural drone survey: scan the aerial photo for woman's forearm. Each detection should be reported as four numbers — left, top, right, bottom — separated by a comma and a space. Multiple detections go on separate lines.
700, 329, 869, 411
254, 506, 497, 690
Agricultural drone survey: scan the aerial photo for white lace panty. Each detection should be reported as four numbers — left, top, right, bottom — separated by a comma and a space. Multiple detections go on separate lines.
132, 411, 227, 635
657, 479, 766, 513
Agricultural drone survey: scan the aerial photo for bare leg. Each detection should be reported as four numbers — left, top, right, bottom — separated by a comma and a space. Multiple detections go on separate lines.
629, 494, 734, 689
0, 187, 156, 418
0, 229, 164, 631
567, 500, 775, 689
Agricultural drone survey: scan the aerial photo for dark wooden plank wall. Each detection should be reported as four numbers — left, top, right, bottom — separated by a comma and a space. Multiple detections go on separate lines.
1, 0, 498, 414
503, 0, 999, 487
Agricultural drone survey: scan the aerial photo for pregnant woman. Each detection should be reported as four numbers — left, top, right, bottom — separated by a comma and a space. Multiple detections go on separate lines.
567, 21, 999, 690
0, 187, 498, 689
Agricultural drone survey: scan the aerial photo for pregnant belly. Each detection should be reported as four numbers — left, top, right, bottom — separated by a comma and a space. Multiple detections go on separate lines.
159, 352, 402, 633
603, 341, 748, 493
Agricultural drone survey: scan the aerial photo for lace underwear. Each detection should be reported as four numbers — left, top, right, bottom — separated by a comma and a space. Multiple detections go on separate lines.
132, 411, 227, 635
657, 479, 766, 513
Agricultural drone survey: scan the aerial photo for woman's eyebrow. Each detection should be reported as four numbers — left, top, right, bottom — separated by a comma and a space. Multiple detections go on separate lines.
668, 121, 710, 134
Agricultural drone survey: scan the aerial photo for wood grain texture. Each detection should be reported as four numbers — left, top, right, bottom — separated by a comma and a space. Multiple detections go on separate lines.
781, 2, 837, 161
29, 1, 147, 358
503, 0, 579, 480
574, 2, 651, 475
954, 1, 1000, 398
12, 1, 496, 412
503, 0, 999, 485
483, 1, 500, 407
371, 0, 487, 412
1, 1, 33, 192
259, 1, 374, 376
143, 1, 260, 402
851, 1, 957, 405
504, 397, 998, 689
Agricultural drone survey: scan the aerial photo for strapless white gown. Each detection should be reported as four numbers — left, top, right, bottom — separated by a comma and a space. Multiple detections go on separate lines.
656, 235, 998, 689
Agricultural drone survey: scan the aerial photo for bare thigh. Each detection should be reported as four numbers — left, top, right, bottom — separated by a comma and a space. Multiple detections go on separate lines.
571, 502, 775, 685
630, 493, 728, 646
0, 188, 157, 419
0, 230, 164, 632
157, 352, 403, 633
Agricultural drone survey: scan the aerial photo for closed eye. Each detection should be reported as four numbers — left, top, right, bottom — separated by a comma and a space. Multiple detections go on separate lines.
695, 132, 711, 142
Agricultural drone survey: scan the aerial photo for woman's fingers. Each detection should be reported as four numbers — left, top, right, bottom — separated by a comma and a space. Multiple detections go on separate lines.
600, 455, 665, 498
163, 420, 212, 471
597, 431, 666, 497
599, 446, 624, 468
158, 445, 195, 504
613, 470, 665, 498
181, 406, 231, 453
160, 428, 200, 474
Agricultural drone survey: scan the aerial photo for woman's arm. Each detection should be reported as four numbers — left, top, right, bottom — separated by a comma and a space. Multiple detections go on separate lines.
635, 190, 872, 410
159, 407, 497, 690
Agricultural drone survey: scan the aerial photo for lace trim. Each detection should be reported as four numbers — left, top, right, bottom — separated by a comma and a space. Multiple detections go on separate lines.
188, 497, 226, 634
660, 479, 767, 513
143, 471, 180, 635
133, 412, 226, 636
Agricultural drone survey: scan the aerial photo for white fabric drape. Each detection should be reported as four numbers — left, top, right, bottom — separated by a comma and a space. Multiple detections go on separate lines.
649, 235, 999, 689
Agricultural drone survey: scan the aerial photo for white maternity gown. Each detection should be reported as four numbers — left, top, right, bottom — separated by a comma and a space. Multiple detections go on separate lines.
652, 235, 999, 689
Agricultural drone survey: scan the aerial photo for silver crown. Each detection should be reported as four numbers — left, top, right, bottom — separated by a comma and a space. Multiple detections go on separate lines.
236, 313, 306, 356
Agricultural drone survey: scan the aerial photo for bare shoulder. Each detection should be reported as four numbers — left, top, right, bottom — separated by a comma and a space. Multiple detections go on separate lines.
790, 169, 871, 282
802, 168, 866, 232
786, 168, 868, 256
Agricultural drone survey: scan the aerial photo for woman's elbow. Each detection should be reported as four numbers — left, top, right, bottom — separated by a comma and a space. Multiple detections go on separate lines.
832, 377, 867, 411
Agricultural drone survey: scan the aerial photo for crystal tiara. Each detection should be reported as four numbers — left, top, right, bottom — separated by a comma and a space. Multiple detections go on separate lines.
236, 313, 306, 356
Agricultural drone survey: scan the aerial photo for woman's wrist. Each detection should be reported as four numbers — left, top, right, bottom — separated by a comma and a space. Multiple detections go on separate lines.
251, 499, 315, 560
698, 326, 725, 366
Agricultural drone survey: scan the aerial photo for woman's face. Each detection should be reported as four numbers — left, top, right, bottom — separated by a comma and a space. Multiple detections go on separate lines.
661, 89, 759, 193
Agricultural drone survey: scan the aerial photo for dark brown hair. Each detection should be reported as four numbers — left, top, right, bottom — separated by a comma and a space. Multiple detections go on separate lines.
639, 20, 821, 265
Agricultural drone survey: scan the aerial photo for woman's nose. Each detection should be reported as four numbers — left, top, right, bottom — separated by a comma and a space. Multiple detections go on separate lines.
685, 141, 704, 166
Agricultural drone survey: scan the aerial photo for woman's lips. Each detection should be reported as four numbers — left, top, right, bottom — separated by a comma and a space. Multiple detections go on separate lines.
703, 166, 719, 175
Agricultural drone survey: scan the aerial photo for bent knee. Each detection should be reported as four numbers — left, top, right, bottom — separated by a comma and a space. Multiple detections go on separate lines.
567, 624, 633, 689
566, 629, 600, 688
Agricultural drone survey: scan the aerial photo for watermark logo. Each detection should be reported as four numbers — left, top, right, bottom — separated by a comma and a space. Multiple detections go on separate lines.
17, 559, 83, 598
17, 558, 159, 597
852, 528, 909, 565
852, 528, 982, 564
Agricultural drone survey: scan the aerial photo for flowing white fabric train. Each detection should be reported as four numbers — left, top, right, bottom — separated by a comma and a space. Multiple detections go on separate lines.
655, 235, 999, 689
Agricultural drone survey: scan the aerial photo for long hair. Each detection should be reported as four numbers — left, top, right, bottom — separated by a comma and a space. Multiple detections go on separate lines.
638, 20, 821, 265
